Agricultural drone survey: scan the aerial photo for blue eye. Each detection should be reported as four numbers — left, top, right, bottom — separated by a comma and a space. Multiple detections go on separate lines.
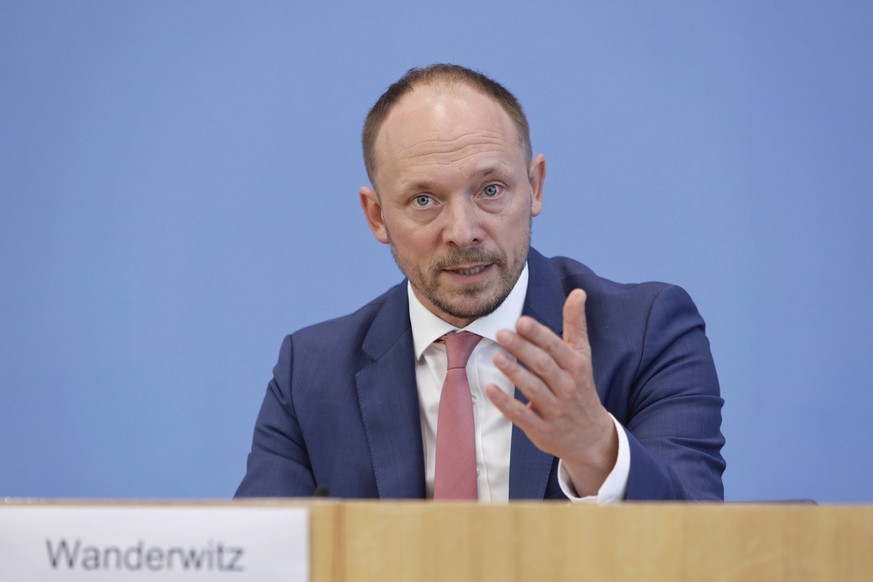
483, 184, 500, 197
414, 195, 432, 207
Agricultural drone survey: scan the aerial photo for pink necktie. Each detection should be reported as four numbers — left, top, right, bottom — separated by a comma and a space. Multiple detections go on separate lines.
434, 331, 481, 500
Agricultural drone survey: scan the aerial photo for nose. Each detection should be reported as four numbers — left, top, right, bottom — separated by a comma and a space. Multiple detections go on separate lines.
442, 197, 483, 247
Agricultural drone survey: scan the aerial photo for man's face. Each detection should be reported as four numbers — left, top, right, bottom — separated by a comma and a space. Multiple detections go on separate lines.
360, 83, 545, 328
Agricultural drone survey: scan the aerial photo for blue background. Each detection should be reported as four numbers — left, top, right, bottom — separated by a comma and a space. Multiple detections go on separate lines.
2, 1, 871, 502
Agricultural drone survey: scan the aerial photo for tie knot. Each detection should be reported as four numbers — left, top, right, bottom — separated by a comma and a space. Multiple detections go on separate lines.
441, 331, 481, 370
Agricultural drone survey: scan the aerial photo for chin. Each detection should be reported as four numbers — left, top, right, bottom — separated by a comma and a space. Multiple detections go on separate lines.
441, 294, 506, 321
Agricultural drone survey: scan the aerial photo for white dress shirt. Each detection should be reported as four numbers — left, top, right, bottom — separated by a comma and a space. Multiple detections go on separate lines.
408, 264, 630, 502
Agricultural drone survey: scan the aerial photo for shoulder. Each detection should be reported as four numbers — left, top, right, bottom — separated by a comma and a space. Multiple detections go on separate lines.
273, 280, 410, 372
534, 250, 690, 303
542, 253, 670, 299
288, 281, 406, 347
530, 250, 703, 336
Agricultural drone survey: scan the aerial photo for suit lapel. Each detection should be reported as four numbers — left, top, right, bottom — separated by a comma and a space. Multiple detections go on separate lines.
355, 284, 426, 499
509, 250, 565, 499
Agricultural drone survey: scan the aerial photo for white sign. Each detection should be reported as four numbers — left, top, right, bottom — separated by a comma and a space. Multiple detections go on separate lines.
0, 504, 309, 581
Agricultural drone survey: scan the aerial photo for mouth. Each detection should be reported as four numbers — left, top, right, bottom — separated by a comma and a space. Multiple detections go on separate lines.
445, 264, 490, 276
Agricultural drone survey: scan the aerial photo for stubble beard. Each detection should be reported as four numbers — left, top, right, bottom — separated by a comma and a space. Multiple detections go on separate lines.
387, 229, 531, 322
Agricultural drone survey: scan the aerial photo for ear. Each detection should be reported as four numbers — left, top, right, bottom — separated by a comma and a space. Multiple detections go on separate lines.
359, 186, 390, 244
528, 154, 546, 217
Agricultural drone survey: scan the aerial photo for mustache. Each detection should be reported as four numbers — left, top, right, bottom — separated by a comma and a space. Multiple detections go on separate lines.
432, 248, 505, 270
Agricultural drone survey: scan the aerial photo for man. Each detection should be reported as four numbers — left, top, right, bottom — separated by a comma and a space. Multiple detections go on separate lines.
236, 64, 725, 501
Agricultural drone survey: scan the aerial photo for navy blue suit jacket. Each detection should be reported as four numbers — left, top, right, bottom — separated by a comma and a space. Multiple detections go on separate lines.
236, 249, 725, 500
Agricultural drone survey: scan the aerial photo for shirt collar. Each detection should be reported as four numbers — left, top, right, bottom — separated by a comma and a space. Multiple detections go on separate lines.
408, 264, 529, 360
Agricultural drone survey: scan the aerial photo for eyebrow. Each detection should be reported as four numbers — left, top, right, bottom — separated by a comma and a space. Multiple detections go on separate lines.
402, 165, 510, 192
476, 165, 508, 178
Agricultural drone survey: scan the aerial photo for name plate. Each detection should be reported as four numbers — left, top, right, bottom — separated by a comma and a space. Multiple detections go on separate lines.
0, 504, 308, 581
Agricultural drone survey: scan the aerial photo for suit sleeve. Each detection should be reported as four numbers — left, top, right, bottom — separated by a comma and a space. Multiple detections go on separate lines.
622, 285, 726, 500
234, 335, 317, 497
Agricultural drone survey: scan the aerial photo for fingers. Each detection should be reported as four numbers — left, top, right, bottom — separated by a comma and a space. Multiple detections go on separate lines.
495, 287, 591, 380
484, 382, 543, 434
492, 350, 558, 416
491, 288, 594, 420
496, 323, 561, 379
493, 328, 579, 413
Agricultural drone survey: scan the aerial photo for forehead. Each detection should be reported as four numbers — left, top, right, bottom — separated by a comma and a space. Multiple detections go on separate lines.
372, 83, 524, 182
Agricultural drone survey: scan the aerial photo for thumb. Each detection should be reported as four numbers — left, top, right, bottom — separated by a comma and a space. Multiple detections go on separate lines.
563, 288, 589, 353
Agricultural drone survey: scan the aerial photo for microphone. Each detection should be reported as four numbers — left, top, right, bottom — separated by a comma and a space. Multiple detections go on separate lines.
313, 484, 330, 497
